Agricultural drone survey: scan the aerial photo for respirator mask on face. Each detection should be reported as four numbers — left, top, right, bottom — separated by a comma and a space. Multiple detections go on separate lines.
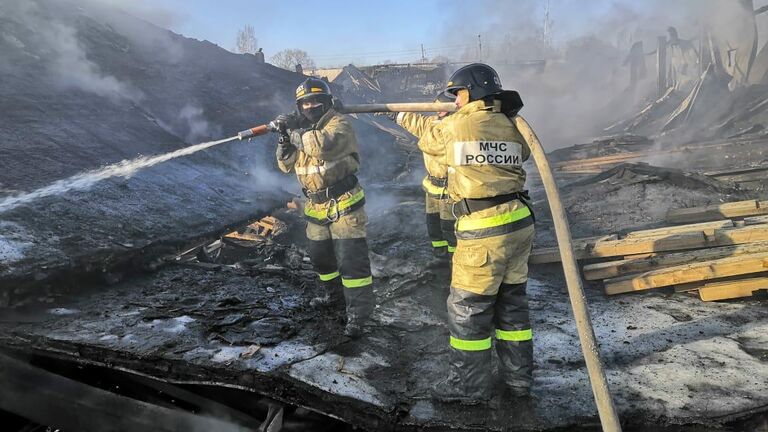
300, 95, 330, 123
302, 103, 326, 123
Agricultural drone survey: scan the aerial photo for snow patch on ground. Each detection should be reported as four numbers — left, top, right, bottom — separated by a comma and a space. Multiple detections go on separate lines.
254, 341, 319, 373
624, 335, 768, 418
47, 308, 79, 315
528, 273, 768, 422
212, 346, 246, 363
137, 315, 195, 333
408, 400, 436, 420
288, 351, 388, 407
0, 222, 34, 265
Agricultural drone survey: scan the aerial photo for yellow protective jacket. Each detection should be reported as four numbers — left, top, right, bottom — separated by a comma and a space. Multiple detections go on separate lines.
398, 100, 530, 201
398, 115, 449, 197
417, 116, 449, 180
277, 109, 364, 224
277, 108, 360, 191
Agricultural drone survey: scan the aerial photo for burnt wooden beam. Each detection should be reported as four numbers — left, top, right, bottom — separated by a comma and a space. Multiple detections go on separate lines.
0, 352, 251, 432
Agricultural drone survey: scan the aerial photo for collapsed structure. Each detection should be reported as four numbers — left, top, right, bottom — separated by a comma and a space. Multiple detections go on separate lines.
1, 0, 768, 431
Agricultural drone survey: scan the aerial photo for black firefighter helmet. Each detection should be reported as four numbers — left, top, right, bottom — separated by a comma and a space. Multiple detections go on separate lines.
295, 77, 333, 122
445, 63, 503, 101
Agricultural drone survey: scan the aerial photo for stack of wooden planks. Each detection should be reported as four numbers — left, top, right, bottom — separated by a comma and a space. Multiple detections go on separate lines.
551, 136, 768, 176
224, 216, 287, 242
531, 199, 768, 302
703, 165, 768, 188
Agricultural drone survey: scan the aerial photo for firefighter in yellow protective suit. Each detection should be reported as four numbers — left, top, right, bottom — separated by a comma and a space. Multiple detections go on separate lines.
422, 93, 456, 257
274, 77, 374, 338
396, 64, 535, 402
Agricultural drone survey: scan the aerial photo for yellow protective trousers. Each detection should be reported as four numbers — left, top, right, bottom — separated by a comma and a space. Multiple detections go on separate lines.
423, 176, 456, 253
306, 203, 374, 323
446, 199, 535, 394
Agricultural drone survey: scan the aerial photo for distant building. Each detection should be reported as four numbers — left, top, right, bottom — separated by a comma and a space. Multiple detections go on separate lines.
253, 48, 264, 64
313, 68, 345, 82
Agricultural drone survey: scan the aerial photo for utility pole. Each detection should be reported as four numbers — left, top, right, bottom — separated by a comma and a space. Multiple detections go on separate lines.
542, 0, 553, 50
421, 44, 426, 63
478, 34, 483, 61
657, 35, 668, 96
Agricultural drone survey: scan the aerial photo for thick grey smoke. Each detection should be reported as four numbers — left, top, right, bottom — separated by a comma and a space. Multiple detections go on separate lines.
0, 1, 143, 102
439, 0, 761, 148
81, 0, 186, 63
48, 20, 144, 102
179, 104, 223, 143
83, 0, 181, 29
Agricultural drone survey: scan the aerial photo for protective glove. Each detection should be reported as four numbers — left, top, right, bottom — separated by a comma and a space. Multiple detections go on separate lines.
374, 111, 398, 121
273, 112, 300, 134
276, 133, 294, 160
289, 128, 306, 152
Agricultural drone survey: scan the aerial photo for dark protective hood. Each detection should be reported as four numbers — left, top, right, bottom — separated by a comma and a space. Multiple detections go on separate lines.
302, 102, 329, 124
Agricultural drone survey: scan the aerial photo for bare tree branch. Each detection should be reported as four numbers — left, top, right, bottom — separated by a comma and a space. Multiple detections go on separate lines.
235, 25, 258, 55
270, 49, 316, 71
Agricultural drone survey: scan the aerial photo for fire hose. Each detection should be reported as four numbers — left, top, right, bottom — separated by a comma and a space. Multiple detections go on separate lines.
236, 103, 458, 140
237, 102, 622, 432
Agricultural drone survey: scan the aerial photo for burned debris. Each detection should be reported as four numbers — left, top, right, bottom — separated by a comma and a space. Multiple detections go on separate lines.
2, 0, 768, 431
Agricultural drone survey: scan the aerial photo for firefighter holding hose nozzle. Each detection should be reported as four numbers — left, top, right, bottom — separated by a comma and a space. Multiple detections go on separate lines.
272, 77, 375, 339
391, 63, 535, 403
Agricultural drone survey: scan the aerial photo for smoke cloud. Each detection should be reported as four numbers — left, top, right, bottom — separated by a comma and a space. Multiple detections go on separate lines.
0, 1, 143, 102
48, 20, 144, 102
439, 0, 763, 148
83, 0, 182, 29
179, 104, 223, 143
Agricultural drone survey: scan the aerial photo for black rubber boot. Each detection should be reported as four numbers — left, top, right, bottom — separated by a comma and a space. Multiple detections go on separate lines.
343, 285, 374, 339
432, 245, 449, 258
435, 287, 495, 404
343, 318, 363, 338
495, 282, 534, 392
309, 278, 345, 309
432, 349, 492, 404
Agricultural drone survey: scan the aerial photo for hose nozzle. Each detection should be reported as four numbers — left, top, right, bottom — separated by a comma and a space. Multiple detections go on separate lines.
237, 124, 273, 140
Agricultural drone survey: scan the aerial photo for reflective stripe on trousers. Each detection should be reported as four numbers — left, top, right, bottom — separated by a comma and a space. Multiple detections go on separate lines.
449, 329, 532, 351
342, 275, 373, 288
306, 207, 374, 320
318, 271, 340, 282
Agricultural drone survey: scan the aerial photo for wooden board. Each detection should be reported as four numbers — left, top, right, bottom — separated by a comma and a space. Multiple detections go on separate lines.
529, 235, 618, 264
554, 152, 644, 168
713, 172, 768, 184
583, 241, 768, 280
665, 199, 768, 224
555, 155, 642, 172
674, 272, 768, 293
743, 215, 768, 225
624, 220, 734, 239
704, 166, 768, 178
533, 224, 768, 264
604, 252, 768, 295
697, 277, 768, 301
674, 283, 700, 293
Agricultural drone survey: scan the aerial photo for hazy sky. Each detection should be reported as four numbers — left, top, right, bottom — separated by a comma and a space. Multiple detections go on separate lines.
133, 0, 622, 67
